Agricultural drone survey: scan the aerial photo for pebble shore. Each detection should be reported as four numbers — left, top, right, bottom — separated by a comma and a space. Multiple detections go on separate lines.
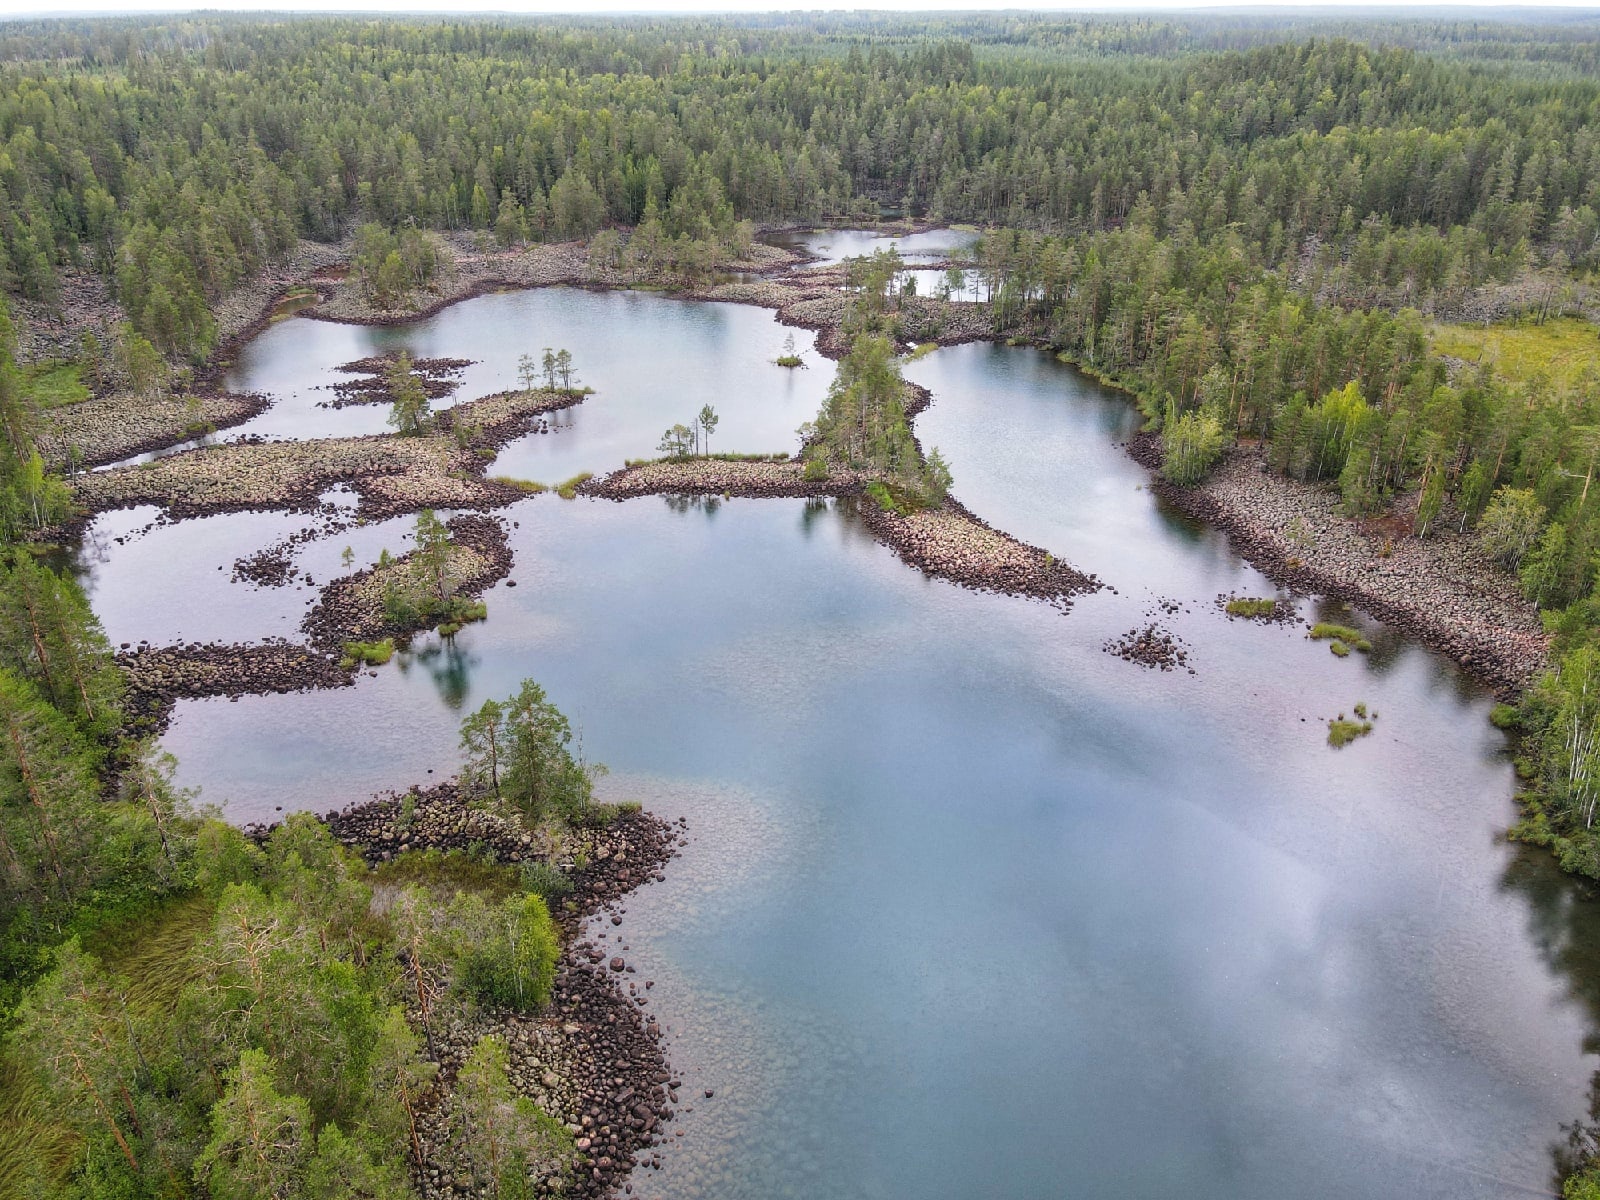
1134, 436, 1549, 696
323, 784, 686, 1200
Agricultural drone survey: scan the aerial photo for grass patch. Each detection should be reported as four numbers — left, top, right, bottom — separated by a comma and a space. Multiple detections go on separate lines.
555, 472, 593, 499
1431, 316, 1600, 394
1327, 717, 1374, 747
775, 354, 804, 368
435, 600, 487, 638
519, 860, 574, 900
489, 475, 548, 494
905, 342, 939, 361
20, 363, 88, 408
372, 847, 524, 899
340, 638, 394, 669
1309, 622, 1371, 653
1225, 597, 1277, 619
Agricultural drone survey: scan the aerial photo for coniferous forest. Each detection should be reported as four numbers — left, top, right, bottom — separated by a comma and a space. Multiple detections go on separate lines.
4, 9, 1600, 1199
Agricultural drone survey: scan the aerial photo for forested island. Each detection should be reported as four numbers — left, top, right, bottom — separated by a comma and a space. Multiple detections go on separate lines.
3, 9, 1600, 1200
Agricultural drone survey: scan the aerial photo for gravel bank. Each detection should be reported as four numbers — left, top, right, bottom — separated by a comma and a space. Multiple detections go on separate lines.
67, 388, 578, 523
38, 390, 270, 470
1143, 440, 1549, 696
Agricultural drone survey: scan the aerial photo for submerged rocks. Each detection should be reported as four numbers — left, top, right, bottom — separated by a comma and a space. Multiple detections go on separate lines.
1105, 623, 1193, 672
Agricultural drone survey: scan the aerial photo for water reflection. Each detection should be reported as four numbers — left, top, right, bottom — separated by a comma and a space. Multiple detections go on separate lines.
68, 297, 1600, 1199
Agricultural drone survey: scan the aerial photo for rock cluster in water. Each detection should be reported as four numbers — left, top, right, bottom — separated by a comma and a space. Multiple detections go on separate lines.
117, 638, 349, 732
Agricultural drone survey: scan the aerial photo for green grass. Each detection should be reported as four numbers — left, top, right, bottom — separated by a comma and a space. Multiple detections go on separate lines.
371, 847, 524, 899
339, 638, 394, 669
1225, 597, 1277, 619
1430, 316, 1600, 394
0, 893, 216, 1200
775, 354, 804, 368
1327, 717, 1374, 748
905, 342, 939, 361
20, 363, 89, 409
555, 472, 593, 499
489, 475, 548, 494
1309, 623, 1372, 653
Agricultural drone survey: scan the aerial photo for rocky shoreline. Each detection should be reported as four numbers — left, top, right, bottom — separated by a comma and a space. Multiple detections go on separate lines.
38, 390, 273, 471
303, 513, 514, 649
322, 784, 685, 1200
585, 455, 1100, 607
62, 386, 581, 528
116, 638, 350, 733
1130, 434, 1549, 697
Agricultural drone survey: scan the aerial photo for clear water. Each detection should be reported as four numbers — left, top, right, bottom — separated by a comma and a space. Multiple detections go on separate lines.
769, 227, 981, 268
899, 267, 985, 303
208, 288, 829, 479
80, 288, 1600, 1199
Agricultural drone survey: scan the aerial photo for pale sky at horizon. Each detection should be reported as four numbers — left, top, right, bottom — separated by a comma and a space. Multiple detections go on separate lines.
5, 0, 1600, 14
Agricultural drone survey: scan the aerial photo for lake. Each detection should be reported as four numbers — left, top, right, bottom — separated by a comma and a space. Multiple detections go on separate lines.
75, 273, 1600, 1200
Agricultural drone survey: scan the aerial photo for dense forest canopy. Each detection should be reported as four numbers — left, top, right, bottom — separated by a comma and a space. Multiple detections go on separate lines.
0, 12, 1596, 358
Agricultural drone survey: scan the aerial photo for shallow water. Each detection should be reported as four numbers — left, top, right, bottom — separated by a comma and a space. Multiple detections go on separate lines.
211, 288, 829, 478
769, 227, 980, 268
81, 281, 1600, 1199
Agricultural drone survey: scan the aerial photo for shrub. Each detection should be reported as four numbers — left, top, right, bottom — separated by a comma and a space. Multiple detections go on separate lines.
458, 893, 560, 1013
1160, 406, 1228, 486
802, 456, 829, 482
519, 861, 573, 900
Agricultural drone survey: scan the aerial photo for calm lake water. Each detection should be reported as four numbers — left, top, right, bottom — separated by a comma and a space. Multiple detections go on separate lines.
768, 227, 980, 268
76, 275, 1600, 1200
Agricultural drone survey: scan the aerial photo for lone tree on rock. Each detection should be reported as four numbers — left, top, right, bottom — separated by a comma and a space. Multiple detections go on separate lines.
698, 404, 718, 455
385, 352, 431, 436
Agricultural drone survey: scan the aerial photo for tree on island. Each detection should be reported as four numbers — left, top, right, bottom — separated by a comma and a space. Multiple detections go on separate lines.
697, 404, 718, 455
385, 352, 430, 436
517, 352, 539, 392
460, 679, 601, 825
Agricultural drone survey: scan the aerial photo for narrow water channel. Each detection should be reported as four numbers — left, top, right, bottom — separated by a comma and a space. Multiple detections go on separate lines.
76, 276, 1600, 1200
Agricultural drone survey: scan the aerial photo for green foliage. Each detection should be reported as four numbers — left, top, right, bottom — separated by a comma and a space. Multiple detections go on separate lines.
353, 225, 447, 308
459, 680, 603, 825
385, 351, 432, 437
1309, 623, 1372, 652
1225, 597, 1277, 618
1160, 404, 1228, 486
455, 893, 561, 1014
517, 861, 573, 901
1479, 487, 1547, 568
339, 640, 395, 670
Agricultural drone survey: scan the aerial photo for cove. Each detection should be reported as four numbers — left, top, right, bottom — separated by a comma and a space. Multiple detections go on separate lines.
79, 284, 1600, 1200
